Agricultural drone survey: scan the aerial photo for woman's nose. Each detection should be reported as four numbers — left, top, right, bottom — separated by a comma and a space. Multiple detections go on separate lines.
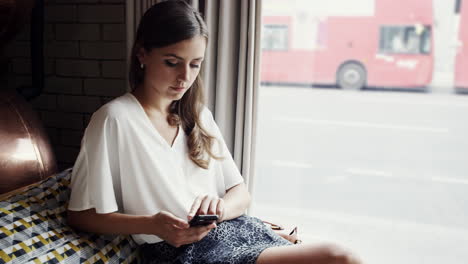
178, 65, 190, 83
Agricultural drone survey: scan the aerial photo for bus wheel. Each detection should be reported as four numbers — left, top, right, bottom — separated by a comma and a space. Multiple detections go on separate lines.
337, 63, 366, 90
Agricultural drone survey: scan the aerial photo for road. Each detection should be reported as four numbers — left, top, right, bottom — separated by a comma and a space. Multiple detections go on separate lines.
251, 86, 468, 264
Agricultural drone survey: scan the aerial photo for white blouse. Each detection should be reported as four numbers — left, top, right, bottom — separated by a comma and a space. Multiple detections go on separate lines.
68, 93, 244, 244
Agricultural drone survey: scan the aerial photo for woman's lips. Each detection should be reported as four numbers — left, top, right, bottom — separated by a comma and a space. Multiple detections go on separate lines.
171, 86, 185, 92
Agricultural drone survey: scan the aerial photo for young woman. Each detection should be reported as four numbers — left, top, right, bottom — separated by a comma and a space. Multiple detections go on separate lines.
67, 1, 360, 263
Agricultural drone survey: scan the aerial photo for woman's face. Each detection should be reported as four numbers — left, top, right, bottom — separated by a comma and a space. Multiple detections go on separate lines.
137, 35, 206, 101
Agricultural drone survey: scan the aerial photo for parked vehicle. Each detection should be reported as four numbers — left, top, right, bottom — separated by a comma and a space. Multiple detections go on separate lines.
261, 0, 434, 90
455, 0, 468, 92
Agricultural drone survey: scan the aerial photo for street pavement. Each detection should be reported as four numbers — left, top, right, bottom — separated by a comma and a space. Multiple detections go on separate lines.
251, 86, 468, 264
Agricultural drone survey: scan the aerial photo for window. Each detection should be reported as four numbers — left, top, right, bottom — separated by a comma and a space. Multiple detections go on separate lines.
254, 0, 468, 264
316, 20, 328, 49
262, 24, 288, 50
380, 25, 432, 54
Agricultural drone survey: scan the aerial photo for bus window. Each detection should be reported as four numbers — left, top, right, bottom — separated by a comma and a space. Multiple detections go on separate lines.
262, 24, 288, 50
379, 25, 431, 54
316, 19, 328, 49
420, 27, 431, 54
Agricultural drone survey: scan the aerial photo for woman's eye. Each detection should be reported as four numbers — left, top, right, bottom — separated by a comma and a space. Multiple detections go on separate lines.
165, 60, 199, 69
164, 60, 177, 67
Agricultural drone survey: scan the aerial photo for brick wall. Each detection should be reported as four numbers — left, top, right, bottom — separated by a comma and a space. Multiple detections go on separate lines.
3, 0, 127, 170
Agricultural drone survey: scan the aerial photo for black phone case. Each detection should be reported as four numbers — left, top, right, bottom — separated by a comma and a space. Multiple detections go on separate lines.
189, 215, 218, 226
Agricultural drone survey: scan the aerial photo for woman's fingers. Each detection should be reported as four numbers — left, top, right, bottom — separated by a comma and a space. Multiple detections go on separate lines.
216, 198, 224, 221
188, 195, 225, 223
188, 195, 204, 220
189, 222, 217, 241
198, 223, 216, 239
207, 198, 218, 215
160, 211, 189, 229
171, 219, 217, 247
197, 195, 212, 215
173, 222, 216, 247
153, 211, 219, 247
198, 196, 222, 215
192, 222, 217, 233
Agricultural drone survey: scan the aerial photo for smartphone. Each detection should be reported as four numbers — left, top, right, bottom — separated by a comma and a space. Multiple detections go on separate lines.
189, 214, 218, 227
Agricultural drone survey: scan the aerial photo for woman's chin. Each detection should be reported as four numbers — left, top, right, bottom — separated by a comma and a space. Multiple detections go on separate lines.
170, 88, 188, 98
169, 92, 185, 101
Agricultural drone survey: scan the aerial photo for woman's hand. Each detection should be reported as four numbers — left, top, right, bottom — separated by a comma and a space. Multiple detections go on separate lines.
151, 211, 216, 248
187, 195, 225, 223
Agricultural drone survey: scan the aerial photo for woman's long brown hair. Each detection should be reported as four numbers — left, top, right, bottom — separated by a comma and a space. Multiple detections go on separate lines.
129, 0, 221, 169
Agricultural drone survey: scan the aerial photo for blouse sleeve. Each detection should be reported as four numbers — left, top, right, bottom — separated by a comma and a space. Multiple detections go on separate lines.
202, 108, 244, 190
68, 108, 122, 214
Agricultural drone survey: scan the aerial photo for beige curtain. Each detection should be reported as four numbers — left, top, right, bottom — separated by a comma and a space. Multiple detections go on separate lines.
202, 0, 262, 194
126, 0, 263, 194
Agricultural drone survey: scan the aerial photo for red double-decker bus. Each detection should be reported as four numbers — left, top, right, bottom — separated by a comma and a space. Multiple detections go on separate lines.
455, 0, 468, 92
261, 0, 434, 90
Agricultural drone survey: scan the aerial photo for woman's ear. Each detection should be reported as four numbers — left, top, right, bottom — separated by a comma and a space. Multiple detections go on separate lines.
136, 46, 147, 65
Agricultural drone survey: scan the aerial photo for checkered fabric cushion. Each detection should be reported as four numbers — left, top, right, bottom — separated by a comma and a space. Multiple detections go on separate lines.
0, 169, 140, 264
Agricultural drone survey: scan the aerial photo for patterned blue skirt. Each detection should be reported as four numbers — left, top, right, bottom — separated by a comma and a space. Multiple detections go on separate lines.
141, 215, 292, 264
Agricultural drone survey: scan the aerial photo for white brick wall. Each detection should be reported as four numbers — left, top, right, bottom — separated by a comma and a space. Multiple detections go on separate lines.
4, 0, 127, 169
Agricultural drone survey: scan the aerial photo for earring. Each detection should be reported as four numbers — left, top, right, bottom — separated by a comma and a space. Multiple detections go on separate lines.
140, 63, 144, 69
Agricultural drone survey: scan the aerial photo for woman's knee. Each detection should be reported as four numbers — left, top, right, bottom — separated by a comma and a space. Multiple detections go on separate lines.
316, 244, 361, 264
256, 243, 361, 264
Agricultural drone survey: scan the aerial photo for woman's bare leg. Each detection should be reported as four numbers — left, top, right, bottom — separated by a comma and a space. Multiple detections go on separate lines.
256, 244, 361, 264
